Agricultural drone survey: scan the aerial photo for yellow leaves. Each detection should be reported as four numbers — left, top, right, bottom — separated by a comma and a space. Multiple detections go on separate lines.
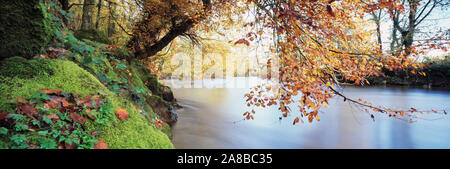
308, 115, 314, 123
322, 101, 328, 108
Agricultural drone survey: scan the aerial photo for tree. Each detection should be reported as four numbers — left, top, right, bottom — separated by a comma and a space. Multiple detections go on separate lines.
120, 0, 446, 123
371, 9, 384, 52
387, 0, 449, 55
128, 0, 208, 60
81, 0, 95, 30
107, 0, 116, 37
240, 0, 444, 123
95, 0, 103, 29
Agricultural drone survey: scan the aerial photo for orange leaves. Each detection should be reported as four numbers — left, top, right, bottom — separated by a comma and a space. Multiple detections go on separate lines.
293, 117, 300, 125
246, 114, 254, 120
244, 111, 255, 120
243, 109, 256, 120
94, 139, 109, 149
234, 39, 250, 46
115, 107, 129, 120
154, 120, 165, 128
45, 100, 59, 109
39, 89, 62, 95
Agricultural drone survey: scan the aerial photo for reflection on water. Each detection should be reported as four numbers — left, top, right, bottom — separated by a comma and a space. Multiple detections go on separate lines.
163, 78, 450, 149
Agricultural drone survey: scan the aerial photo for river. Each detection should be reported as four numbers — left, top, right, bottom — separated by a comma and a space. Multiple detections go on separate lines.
162, 77, 450, 149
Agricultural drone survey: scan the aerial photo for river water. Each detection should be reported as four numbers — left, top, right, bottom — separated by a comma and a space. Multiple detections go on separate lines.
162, 77, 450, 149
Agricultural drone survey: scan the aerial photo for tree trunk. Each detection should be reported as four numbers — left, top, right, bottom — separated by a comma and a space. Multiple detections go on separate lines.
81, 0, 95, 30
107, 1, 116, 37
371, 10, 383, 52
95, 0, 102, 30
133, 0, 212, 60
58, 0, 70, 26
390, 26, 399, 54
402, 0, 417, 56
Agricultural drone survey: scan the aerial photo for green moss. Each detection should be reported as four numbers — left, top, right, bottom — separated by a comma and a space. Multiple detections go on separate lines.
0, 0, 52, 60
129, 60, 163, 96
0, 56, 54, 79
74, 29, 111, 44
0, 58, 174, 149
161, 123, 172, 138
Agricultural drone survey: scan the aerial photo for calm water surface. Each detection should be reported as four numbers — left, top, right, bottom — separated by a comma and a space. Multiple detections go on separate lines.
163, 78, 450, 149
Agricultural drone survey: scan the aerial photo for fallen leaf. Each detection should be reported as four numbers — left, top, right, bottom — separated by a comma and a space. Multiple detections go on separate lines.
16, 97, 28, 104
76, 95, 103, 108
45, 100, 59, 109
64, 142, 77, 149
16, 103, 38, 117
94, 139, 109, 149
69, 113, 86, 125
0, 110, 9, 120
54, 97, 71, 108
39, 89, 62, 95
115, 107, 129, 120
85, 110, 97, 120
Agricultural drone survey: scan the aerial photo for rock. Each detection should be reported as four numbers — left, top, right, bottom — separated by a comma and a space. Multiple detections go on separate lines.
0, 0, 52, 60
147, 96, 178, 125
160, 85, 176, 102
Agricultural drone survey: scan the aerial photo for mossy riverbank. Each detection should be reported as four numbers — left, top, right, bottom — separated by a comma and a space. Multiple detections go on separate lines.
0, 56, 175, 149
